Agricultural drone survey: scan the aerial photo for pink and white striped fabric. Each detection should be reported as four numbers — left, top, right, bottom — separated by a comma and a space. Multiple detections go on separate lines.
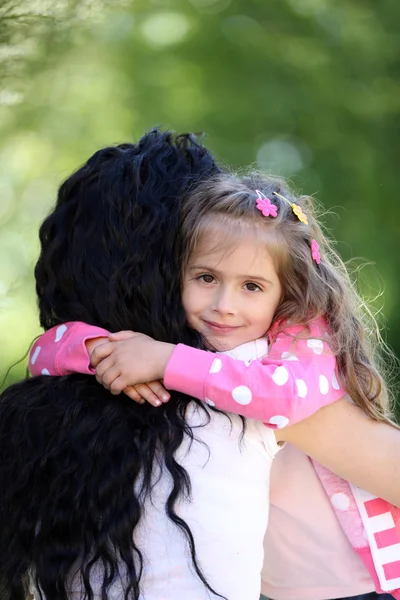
314, 462, 400, 599
352, 486, 400, 594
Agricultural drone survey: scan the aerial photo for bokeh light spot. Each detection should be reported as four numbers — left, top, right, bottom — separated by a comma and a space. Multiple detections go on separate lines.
257, 138, 312, 176
141, 12, 191, 47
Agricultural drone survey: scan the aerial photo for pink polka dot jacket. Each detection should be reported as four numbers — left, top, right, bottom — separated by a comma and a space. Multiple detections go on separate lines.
163, 318, 343, 428
29, 319, 400, 597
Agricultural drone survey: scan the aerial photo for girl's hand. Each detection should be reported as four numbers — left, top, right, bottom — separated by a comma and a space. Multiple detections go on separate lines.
89, 331, 171, 406
90, 331, 175, 397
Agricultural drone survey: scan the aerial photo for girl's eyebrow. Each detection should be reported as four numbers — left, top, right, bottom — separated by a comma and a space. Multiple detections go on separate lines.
188, 265, 273, 285
188, 264, 215, 271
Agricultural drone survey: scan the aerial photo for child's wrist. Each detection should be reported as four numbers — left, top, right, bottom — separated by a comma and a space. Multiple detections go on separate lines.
155, 342, 176, 379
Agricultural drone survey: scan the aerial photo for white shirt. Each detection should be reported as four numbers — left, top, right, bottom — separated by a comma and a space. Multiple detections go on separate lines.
32, 340, 279, 600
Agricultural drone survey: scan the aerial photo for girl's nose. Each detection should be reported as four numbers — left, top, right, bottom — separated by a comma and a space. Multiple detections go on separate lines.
212, 288, 237, 316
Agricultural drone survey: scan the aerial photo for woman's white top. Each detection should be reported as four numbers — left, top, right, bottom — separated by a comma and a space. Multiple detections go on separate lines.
31, 340, 280, 600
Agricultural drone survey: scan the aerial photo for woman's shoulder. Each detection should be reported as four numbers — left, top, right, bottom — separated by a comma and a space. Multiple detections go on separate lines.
184, 403, 280, 464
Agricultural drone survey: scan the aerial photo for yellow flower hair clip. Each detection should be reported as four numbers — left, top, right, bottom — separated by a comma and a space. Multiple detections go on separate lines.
273, 192, 308, 225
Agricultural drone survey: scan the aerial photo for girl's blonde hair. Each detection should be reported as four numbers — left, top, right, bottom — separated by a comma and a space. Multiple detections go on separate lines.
181, 171, 398, 425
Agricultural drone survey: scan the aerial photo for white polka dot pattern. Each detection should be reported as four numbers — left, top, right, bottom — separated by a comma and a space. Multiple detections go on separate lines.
232, 385, 252, 405
268, 415, 289, 428
205, 397, 215, 407
296, 379, 308, 398
30, 346, 41, 365
41, 369, 50, 375
331, 492, 350, 510
183, 317, 346, 429
319, 374, 329, 395
209, 358, 222, 374
332, 372, 340, 390
29, 322, 117, 379
307, 338, 324, 354
55, 324, 68, 342
272, 366, 289, 386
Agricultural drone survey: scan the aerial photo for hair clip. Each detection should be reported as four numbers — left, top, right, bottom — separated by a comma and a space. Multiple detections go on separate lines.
255, 190, 277, 217
272, 191, 308, 225
311, 239, 321, 264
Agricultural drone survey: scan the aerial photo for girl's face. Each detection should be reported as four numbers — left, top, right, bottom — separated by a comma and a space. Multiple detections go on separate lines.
182, 234, 283, 351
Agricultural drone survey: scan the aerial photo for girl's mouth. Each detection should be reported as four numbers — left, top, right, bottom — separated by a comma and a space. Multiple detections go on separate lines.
202, 320, 241, 335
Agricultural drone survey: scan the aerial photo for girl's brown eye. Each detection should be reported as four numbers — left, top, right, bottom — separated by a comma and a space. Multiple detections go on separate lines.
200, 274, 214, 284
245, 282, 261, 292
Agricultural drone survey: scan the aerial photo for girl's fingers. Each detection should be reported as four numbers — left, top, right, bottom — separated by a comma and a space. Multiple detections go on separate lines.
131, 383, 162, 407
108, 330, 136, 341
99, 366, 121, 390
147, 380, 170, 403
86, 336, 108, 358
123, 386, 145, 403
109, 374, 129, 395
91, 342, 115, 367
94, 355, 115, 382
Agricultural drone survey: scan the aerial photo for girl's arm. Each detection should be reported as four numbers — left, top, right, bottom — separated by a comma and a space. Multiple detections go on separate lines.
29, 325, 171, 405
276, 397, 400, 507
30, 319, 345, 428
29, 322, 109, 376
92, 320, 345, 428
163, 320, 344, 427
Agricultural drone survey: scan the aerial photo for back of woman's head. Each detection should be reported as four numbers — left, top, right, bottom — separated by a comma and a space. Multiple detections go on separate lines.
0, 129, 225, 600
36, 128, 219, 341
181, 171, 397, 425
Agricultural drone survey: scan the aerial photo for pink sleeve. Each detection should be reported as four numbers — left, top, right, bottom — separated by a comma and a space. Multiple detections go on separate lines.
164, 319, 344, 428
29, 322, 110, 376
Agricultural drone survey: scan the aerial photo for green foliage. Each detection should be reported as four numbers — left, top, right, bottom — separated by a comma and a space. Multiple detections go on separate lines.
0, 0, 399, 417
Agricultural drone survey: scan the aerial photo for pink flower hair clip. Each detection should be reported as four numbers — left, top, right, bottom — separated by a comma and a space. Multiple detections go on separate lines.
311, 239, 321, 264
255, 190, 278, 217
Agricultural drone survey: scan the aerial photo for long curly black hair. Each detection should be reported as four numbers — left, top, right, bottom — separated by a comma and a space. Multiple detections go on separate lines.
0, 129, 225, 600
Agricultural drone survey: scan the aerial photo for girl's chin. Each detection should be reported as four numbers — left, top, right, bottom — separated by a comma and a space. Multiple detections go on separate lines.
204, 336, 238, 353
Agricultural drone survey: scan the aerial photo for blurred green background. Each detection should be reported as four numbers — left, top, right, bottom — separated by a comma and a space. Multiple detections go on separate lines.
1, 0, 399, 413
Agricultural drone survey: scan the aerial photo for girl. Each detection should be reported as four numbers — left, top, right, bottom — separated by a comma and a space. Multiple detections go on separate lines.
30, 171, 400, 599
